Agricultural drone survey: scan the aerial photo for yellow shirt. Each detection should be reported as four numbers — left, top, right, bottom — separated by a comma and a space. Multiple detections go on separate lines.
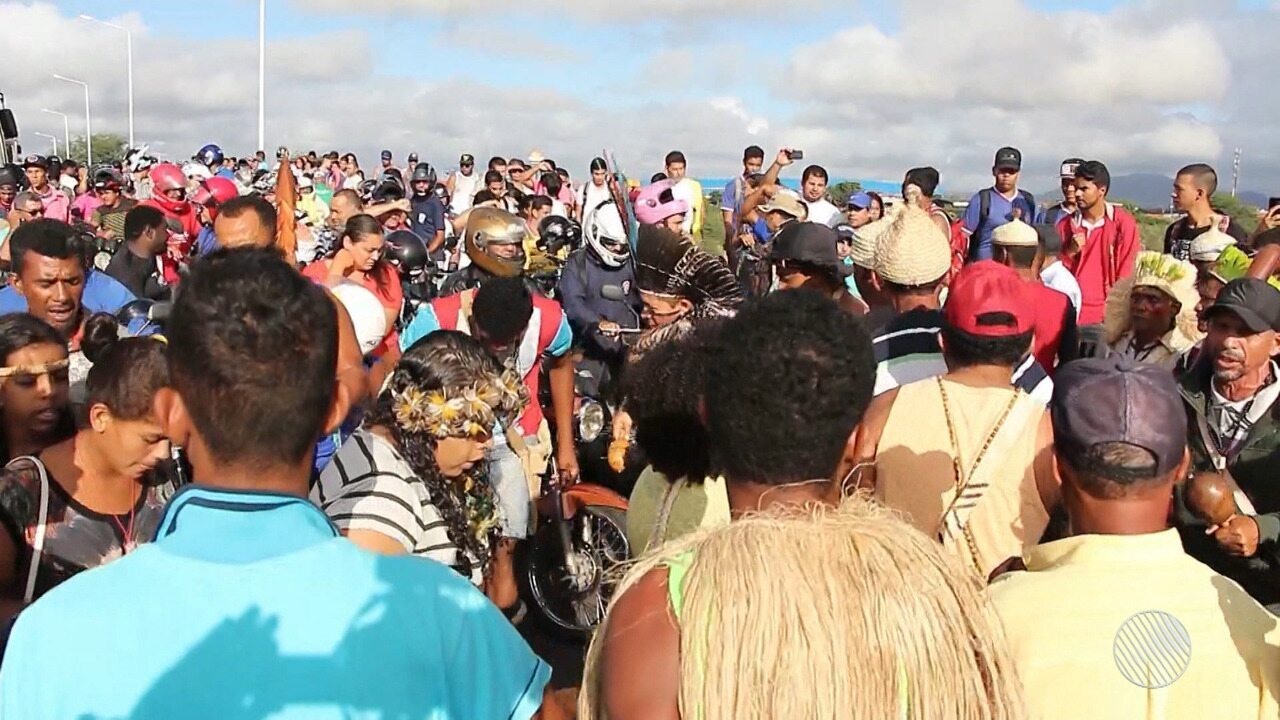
989, 529, 1280, 720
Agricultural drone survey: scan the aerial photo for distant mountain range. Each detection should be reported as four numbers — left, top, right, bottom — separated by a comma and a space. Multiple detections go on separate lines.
1041, 173, 1271, 211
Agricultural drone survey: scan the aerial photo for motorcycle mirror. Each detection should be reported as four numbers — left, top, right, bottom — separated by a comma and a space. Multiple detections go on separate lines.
600, 285, 625, 301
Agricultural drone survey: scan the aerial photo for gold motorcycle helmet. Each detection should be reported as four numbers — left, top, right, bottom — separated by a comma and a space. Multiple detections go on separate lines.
465, 207, 526, 277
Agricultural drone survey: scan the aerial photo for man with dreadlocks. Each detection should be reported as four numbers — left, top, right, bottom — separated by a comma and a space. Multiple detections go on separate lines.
582, 290, 1026, 720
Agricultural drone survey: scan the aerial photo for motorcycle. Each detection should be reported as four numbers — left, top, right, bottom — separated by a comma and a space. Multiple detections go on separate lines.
518, 456, 630, 638
516, 283, 641, 637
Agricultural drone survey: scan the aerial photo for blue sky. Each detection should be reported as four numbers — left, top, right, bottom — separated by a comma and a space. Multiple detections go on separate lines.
13, 1, 1280, 192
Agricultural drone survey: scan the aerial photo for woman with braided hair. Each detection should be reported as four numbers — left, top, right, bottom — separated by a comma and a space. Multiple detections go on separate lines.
312, 330, 529, 615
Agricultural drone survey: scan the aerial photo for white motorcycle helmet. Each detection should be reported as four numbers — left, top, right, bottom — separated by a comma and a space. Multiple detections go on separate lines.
583, 200, 629, 269
330, 282, 388, 356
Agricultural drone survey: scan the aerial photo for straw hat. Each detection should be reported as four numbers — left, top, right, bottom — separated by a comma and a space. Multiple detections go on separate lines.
1103, 251, 1202, 349
1188, 226, 1236, 263
991, 219, 1038, 247
849, 215, 891, 269
873, 205, 951, 285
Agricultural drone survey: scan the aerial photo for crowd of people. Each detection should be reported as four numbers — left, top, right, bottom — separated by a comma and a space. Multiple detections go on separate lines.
0, 136, 1279, 718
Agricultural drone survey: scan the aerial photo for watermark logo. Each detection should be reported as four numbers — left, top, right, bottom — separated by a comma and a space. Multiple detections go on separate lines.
1113, 611, 1191, 689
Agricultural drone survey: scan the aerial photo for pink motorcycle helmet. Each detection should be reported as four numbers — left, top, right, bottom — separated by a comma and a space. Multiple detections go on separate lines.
633, 179, 689, 225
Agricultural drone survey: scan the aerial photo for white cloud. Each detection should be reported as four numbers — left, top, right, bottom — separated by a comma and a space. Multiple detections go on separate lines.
4, 0, 1277, 197
293, 0, 836, 23
777, 0, 1245, 192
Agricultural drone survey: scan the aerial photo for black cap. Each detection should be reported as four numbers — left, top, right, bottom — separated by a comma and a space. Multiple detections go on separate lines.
770, 222, 852, 278
1051, 357, 1187, 478
1205, 278, 1280, 333
407, 152, 418, 161
460, 153, 475, 165
994, 147, 1022, 171
380, 149, 393, 161
22, 154, 48, 170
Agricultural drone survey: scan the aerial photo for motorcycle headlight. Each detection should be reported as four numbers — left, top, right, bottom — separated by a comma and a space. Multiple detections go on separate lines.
577, 400, 605, 444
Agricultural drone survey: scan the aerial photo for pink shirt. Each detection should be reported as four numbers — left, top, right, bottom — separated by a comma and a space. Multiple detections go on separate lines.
71, 193, 102, 223
36, 185, 70, 222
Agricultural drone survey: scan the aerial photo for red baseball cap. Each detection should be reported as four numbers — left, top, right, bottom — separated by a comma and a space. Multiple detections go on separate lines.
944, 261, 1034, 337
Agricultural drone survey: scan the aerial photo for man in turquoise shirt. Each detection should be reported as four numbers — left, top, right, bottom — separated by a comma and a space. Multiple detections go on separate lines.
0, 249, 555, 720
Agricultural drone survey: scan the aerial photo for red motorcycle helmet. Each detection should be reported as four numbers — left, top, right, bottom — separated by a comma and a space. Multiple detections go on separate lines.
149, 162, 186, 193
148, 162, 190, 214
191, 176, 239, 219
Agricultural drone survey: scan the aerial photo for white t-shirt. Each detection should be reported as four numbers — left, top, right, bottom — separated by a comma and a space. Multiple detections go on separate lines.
450, 171, 481, 214
341, 172, 365, 191
311, 428, 483, 586
804, 197, 842, 227
1040, 261, 1083, 318
580, 181, 612, 216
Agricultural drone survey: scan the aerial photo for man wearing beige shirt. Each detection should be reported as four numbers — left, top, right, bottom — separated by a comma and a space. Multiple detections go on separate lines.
990, 357, 1280, 719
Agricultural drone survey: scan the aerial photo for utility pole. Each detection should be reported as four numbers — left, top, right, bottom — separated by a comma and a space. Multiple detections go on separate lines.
1232, 147, 1241, 198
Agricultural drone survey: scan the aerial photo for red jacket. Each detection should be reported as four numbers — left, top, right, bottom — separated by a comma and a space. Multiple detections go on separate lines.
1027, 281, 1074, 376
140, 199, 201, 286
1056, 204, 1140, 325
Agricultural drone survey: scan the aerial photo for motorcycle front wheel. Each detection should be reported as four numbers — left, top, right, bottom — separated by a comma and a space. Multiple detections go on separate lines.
519, 505, 629, 638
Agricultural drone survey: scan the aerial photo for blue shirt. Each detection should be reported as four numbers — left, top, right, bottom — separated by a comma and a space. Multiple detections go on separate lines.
0, 485, 551, 720
195, 225, 219, 257
0, 270, 136, 316
409, 195, 446, 241
961, 188, 1039, 260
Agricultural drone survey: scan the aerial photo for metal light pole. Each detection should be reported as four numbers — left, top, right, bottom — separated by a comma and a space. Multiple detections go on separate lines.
258, 0, 265, 153
78, 15, 134, 148
1232, 147, 1242, 199
40, 109, 70, 156
33, 132, 57, 156
52, 75, 91, 165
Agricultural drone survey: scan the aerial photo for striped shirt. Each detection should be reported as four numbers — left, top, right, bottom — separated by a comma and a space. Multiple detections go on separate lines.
873, 308, 1052, 404
310, 428, 483, 586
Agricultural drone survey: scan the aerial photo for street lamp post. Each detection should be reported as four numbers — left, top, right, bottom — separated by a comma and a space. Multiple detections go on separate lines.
78, 15, 134, 148
40, 109, 70, 156
258, 0, 265, 153
33, 132, 57, 156
52, 75, 91, 165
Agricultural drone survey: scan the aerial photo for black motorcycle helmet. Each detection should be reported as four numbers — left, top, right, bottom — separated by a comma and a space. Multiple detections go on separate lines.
384, 230, 430, 280
357, 177, 381, 202
537, 216, 582, 256
371, 175, 406, 204
0, 163, 21, 191
46, 155, 64, 183
92, 165, 124, 190
410, 162, 437, 187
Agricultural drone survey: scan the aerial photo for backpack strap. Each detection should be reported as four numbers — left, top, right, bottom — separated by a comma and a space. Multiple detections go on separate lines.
1019, 190, 1037, 222
970, 188, 992, 259
7, 456, 50, 605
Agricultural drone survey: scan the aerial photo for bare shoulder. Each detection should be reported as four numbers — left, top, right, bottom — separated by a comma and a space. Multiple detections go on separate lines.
599, 565, 681, 720
855, 387, 900, 459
